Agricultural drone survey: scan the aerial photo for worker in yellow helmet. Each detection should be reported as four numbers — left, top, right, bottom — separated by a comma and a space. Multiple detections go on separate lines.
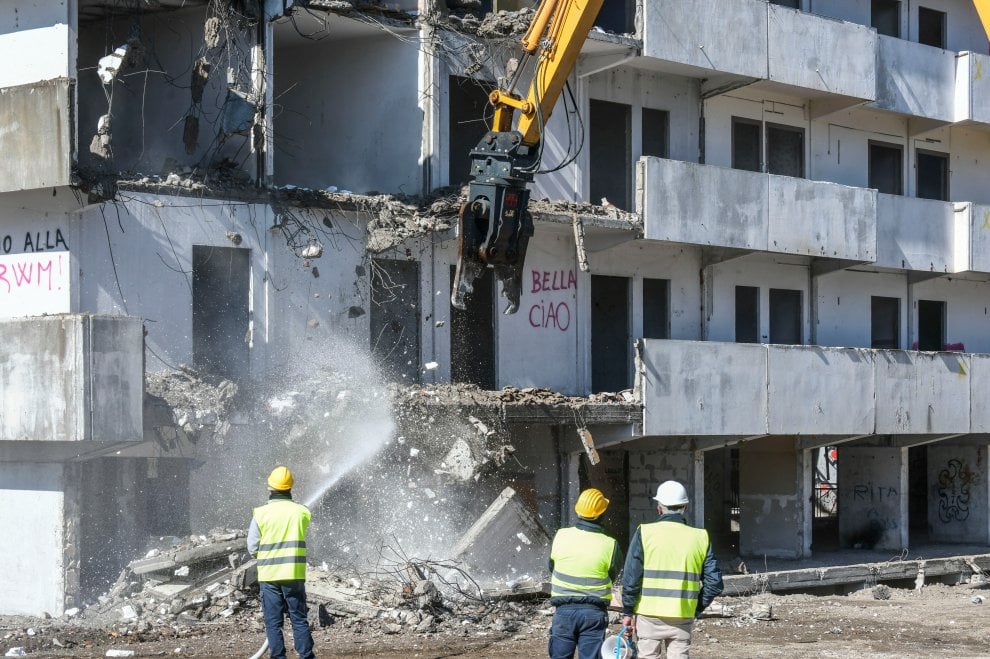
621, 480, 723, 659
247, 466, 315, 659
547, 488, 622, 659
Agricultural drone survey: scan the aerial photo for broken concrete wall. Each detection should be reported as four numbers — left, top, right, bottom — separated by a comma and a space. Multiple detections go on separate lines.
838, 446, 907, 551
627, 446, 696, 535
77, 5, 258, 177
739, 437, 809, 559
273, 19, 422, 194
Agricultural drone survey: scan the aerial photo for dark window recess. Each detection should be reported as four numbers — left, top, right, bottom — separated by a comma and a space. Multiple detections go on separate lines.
735, 286, 760, 344
917, 299, 945, 351
450, 265, 496, 389
918, 6, 946, 48
370, 259, 421, 382
766, 124, 805, 178
192, 246, 250, 381
732, 118, 762, 173
871, 296, 900, 349
448, 75, 494, 187
872, 0, 901, 37
590, 99, 632, 208
642, 108, 670, 159
643, 278, 670, 340
916, 150, 949, 201
869, 142, 904, 195
591, 275, 631, 393
595, 0, 633, 34
769, 288, 802, 345
770, 0, 800, 6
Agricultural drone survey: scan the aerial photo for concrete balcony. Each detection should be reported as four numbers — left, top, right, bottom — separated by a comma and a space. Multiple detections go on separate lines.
0, 315, 144, 446
955, 52, 990, 126
962, 203, 990, 273
637, 157, 876, 261
0, 78, 74, 193
642, 0, 875, 106
642, 339, 976, 437
874, 35, 955, 125
875, 194, 963, 272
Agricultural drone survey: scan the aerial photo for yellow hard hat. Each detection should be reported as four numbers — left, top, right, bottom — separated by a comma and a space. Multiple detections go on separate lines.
575, 488, 609, 519
267, 466, 294, 491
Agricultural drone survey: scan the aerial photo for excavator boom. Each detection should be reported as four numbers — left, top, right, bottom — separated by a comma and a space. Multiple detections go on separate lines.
451, 0, 604, 314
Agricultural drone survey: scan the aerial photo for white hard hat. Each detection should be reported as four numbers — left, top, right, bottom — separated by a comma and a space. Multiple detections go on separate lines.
654, 480, 689, 506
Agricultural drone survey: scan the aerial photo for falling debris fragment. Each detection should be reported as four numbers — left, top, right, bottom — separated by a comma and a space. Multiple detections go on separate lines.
98, 44, 130, 84
577, 427, 600, 465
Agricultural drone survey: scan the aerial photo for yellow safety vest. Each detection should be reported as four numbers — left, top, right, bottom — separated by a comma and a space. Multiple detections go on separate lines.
253, 499, 311, 582
634, 521, 709, 619
550, 526, 616, 601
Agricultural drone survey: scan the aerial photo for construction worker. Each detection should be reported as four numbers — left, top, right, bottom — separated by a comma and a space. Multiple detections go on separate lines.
548, 487, 623, 659
621, 480, 723, 659
247, 466, 316, 659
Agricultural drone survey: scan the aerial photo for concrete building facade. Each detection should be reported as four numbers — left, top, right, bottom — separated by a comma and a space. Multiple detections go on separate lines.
2, 0, 990, 614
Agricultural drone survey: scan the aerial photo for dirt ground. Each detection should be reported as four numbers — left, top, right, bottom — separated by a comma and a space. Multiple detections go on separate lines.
4, 582, 990, 659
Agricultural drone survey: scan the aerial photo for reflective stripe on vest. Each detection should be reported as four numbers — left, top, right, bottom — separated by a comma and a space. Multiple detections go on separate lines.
253, 500, 311, 582
634, 521, 709, 619
550, 526, 616, 601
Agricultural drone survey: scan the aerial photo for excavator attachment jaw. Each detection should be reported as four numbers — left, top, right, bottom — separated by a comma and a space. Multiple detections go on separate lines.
451, 131, 536, 315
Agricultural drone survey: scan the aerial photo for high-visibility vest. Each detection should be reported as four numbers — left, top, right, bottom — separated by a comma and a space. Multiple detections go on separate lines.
634, 521, 709, 619
253, 499, 311, 582
550, 526, 616, 601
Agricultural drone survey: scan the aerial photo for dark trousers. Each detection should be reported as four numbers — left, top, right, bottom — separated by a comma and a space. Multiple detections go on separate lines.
548, 603, 608, 659
260, 580, 315, 659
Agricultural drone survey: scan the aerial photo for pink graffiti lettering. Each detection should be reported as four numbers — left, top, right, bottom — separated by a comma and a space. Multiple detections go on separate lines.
528, 301, 571, 332
531, 269, 577, 293
1, 257, 58, 293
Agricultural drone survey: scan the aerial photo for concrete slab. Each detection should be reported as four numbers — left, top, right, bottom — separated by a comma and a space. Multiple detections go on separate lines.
450, 487, 551, 587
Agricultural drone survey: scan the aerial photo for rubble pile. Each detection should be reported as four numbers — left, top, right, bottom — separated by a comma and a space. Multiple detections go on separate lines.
29, 531, 552, 649
394, 382, 637, 407
145, 368, 238, 443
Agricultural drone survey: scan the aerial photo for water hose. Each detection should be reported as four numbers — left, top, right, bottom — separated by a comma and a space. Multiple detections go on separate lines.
247, 639, 268, 659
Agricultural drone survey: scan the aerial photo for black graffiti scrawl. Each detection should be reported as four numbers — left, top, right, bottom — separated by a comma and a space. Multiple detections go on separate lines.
937, 458, 979, 523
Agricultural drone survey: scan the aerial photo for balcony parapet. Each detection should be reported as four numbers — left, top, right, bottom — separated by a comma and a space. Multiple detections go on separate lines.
955, 52, 990, 127
874, 35, 955, 125
637, 157, 876, 262
643, 339, 975, 437
642, 0, 874, 104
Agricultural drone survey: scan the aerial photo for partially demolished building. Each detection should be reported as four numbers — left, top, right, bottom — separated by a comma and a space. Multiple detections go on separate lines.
3, 0, 990, 617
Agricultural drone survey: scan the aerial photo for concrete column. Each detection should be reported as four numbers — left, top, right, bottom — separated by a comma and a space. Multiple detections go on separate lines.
927, 444, 990, 544
838, 446, 908, 551
0, 462, 72, 615
627, 446, 702, 540
740, 437, 810, 558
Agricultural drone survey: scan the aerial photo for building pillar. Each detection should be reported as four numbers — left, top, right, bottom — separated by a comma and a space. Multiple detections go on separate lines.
837, 446, 908, 551
927, 444, 990, 544
0, 462, 76, 615
739, 437, 810, 558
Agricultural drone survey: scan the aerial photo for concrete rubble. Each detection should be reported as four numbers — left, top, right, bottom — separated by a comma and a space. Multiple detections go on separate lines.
0, 527, 561, 653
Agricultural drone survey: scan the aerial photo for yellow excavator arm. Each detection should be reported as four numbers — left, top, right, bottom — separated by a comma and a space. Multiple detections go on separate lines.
451, 0, 604, 314
976, 0, 990, 37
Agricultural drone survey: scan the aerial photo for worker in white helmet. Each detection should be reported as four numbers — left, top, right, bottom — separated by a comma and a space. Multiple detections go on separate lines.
620, 480, 723, 659
247, 466, 316, 659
